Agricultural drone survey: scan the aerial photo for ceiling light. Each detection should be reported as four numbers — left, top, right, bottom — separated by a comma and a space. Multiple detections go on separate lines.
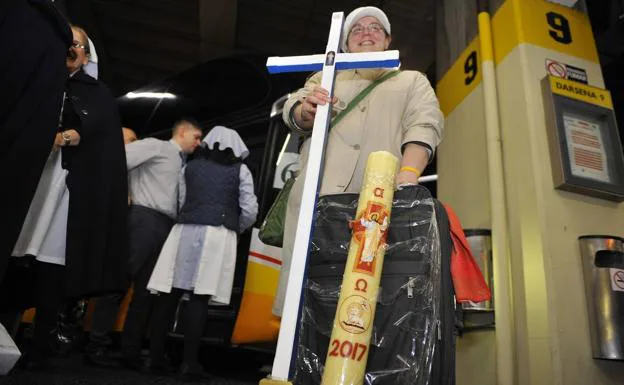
125, 92, 177, 99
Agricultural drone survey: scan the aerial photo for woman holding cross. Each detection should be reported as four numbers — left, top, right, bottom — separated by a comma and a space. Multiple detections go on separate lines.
273, 6, 444, 316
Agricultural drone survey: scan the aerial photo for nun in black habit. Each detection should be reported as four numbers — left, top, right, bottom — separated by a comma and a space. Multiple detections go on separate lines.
8, 25, 128, 368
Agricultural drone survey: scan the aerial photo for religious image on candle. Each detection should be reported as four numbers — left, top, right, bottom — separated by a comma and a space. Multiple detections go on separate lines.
563, 113, 611, 183
350, 201, 389, 275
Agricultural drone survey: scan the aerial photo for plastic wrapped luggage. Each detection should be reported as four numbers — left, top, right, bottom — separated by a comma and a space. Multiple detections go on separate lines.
293, 185, 456, 385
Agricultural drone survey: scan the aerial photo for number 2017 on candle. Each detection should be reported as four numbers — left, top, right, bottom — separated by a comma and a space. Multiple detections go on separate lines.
329, 339, 368, 361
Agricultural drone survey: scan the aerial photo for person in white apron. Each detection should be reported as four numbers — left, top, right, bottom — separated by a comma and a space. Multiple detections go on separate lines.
146, 126, 258, 379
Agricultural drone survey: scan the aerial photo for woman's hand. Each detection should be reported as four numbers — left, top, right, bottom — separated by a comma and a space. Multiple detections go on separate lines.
395, 169, 420, 187
53, 133, 63, 151
395, 143, 430, 189
53, 129, 81, 150
294, 86, 338, 130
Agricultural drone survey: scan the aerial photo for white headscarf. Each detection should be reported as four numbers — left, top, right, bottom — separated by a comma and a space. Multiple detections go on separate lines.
202, 125, 250, 160
84, 37, 99, 79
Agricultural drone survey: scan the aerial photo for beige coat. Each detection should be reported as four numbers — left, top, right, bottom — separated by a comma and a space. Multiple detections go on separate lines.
272, 68, 444, 316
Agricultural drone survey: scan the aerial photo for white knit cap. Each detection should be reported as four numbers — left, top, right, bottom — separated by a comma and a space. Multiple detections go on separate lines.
202, 125, 250, 160
341, 6, 391, 52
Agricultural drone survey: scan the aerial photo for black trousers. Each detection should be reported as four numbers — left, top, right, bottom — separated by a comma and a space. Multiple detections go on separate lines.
32, 260, 65, 362
149, 289, 209, 367
120, 205, 173, 360
86, 292, 124, 351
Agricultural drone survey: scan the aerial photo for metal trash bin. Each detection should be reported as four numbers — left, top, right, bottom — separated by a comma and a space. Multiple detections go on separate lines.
462, 229, 494, 311
579, 235, 624, 361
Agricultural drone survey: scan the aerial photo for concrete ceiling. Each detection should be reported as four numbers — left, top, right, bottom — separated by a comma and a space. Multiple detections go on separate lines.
61, 0, 436, 97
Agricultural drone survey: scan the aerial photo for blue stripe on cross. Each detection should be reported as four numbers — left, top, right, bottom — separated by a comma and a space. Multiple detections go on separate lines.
266, 51, 400, 74
263, 11, 401, 384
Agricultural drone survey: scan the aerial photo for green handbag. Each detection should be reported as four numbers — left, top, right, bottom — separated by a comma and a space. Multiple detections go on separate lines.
259, 177, 296, 247
258, 70, 401, 247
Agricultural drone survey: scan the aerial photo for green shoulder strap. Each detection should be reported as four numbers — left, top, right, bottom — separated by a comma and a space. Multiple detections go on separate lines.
331, 70, 401, 127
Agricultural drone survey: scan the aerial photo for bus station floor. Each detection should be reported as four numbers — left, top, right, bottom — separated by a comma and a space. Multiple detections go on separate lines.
1, 339, 273, 385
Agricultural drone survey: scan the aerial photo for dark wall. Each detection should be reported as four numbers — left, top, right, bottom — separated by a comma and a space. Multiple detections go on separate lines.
587, 0, 624, 149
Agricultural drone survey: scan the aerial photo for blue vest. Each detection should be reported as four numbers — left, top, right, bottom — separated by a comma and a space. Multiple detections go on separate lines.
177, 158, 241, 232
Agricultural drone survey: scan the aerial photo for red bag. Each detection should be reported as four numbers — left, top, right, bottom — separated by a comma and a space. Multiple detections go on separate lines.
443, 204, 491, 303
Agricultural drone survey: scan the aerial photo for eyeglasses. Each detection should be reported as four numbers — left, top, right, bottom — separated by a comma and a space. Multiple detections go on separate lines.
350, 23, 384, 36
71, 41, 87, 50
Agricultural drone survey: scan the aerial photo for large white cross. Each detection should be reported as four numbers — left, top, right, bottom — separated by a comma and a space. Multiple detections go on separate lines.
265, 12, 400, 382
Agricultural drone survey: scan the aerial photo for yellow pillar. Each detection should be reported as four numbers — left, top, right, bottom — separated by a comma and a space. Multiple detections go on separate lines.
477, 8, 516, 385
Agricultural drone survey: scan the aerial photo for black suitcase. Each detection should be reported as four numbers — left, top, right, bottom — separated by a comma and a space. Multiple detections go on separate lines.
293, 185, 456, 385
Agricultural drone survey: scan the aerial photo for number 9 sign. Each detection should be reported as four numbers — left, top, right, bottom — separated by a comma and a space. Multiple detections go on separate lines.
464, 51, 478, 86
547, 12, 572, 44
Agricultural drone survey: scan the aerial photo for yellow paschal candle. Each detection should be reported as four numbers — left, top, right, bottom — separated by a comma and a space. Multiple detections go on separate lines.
321, 151, 398, 385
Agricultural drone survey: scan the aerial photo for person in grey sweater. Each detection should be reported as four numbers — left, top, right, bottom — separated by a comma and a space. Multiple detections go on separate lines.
84, 119, 202, 370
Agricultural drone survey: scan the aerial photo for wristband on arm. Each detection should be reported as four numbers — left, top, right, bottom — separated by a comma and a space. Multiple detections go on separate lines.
399, 166, 422, 177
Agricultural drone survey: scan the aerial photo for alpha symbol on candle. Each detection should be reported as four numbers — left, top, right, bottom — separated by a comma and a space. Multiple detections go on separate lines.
374, 187, 384, 198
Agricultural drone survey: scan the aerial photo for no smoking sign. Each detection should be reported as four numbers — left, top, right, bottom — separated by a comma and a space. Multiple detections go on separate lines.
547, 60, 566, 78
545, 59, 588, 84
610, 268, 624, 292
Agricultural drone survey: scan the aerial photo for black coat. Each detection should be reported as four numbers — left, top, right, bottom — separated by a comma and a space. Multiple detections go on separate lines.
0, 0, 71, 281
62, 70, 129, 298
